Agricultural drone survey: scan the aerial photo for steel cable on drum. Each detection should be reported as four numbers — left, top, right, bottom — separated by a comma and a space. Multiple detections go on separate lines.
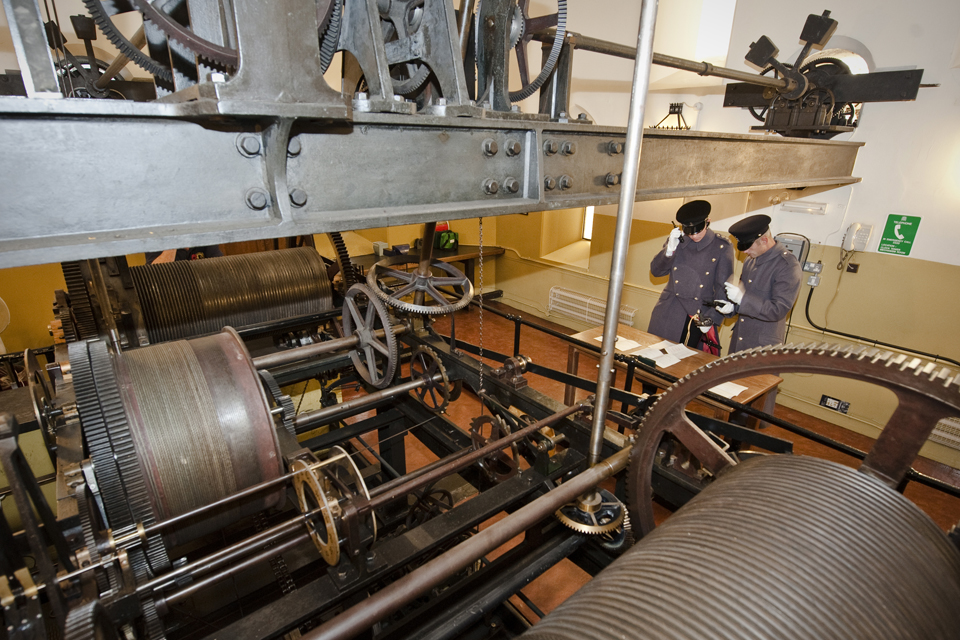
523, 455, 960, 640
130, 247, 333, 343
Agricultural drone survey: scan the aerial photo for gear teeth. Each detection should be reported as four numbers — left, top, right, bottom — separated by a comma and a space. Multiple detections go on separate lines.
327, 232, 361, 292
82, 0, 174, 82
319, 0, 342, 73
259, 370, 296, 437
61, 262, 99, 340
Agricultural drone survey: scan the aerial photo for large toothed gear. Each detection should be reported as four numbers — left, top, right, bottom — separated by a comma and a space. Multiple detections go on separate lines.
341, 283, 399, 388
367, 256, 473, 316
627, 342, 960, 539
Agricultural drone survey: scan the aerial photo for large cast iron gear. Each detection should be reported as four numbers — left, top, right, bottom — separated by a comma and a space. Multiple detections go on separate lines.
63, 600, 121, 640
555, 488, 625, 535
367, 256, 474, 315
410, 345, 452, 413
318, 0, 343, 73
507, 0, 568, 103
627, 342, 960, 539
70, 339, 170, 575
127, 0, 239, 67
341, 284, 399, 388
82, 0, 174, 82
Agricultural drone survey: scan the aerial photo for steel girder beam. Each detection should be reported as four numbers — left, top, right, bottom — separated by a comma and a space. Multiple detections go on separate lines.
0, 99, 861, 268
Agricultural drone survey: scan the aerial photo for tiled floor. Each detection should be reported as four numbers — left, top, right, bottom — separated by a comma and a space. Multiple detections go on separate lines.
343, 299, 960, 623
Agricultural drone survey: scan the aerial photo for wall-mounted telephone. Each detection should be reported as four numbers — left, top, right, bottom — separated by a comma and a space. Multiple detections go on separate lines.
841, 223, 873, 251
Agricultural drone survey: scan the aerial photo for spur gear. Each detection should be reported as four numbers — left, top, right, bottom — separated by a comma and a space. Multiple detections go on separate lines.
327, 232, 361, 292
342, 284, 399, 388
82, 0, 174, 82
627, 342, 960, 539
507, 0, 568, 102
555, 488, 624, 535
128, 0, 238, 67
470, 415, 519, 482
367, 256, 474, 316
410, 346, 452, 413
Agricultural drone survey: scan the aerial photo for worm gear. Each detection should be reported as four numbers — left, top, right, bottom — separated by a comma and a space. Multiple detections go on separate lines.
341, 284, 399, 388
555, 488, 625, 535
627, 342, 960, 539
367, 256, 474, 316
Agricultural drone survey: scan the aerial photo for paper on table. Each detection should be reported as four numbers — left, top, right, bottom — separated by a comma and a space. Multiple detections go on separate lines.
664, 343, 698, 360
594, 335, 641, 352
653, 353, 681, 368
632, 346, 664, 360
649, 340, 673, 350
708, 381, 748, 399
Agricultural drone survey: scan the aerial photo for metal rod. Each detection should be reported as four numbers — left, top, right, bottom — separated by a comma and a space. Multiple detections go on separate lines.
457, 0, 477, 59
304, 446, 630, 640
589, 0, 659, 468
294, 376, 436, 433
532, 30, 789, 90
415, 222, 438, 307
369, 444, 476, 498
94, 25, 146, 89
139, 516, 307, 596
365, 403, 585, 512
161, 532, 311, 607
252, 325, 407, 370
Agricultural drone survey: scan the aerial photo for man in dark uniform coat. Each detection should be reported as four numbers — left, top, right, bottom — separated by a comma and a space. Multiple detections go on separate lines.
649, 200, 734, 351
718, 214, 802, 353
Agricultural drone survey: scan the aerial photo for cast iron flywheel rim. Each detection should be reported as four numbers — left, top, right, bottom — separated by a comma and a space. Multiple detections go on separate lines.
367, 256, 474, 315
341, 284, 399, 388
627, 342, 960, 538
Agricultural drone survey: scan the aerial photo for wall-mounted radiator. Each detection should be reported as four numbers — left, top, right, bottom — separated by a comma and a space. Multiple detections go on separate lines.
548, 286, 636, 327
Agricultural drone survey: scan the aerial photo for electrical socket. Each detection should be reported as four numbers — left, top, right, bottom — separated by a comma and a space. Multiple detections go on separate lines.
803, 261, 823, 274
819, 395, 850, 414
846, 263, 860, 274
807, 274, 821, 287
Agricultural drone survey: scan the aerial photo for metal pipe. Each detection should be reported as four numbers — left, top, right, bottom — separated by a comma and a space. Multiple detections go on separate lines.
589, 0, 659, 468
160, 532, 311, 607
532, 30, 789, 90
365, 403, 585, 512
415, 223, 438, 307
252, 325, 407, 370
303, 447, 630, 640
457, 0, 477, 59
294, 376, 436, 433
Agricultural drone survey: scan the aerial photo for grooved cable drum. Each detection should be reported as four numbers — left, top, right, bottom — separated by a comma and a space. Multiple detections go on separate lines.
130, 247, 333, 343
523, 456, 960, 640
115, 328, 283, 547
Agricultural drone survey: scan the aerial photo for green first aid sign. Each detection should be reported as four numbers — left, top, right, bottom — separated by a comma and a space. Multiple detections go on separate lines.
877, 214, 921, 256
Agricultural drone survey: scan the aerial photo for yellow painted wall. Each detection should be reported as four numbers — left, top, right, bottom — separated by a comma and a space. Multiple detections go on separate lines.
0, 264, 66, 353
494, 210, 960, 468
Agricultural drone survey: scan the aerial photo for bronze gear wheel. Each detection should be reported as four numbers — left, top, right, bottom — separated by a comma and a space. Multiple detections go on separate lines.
627, 342, 960, 539
555, 487, 625, 535
292, 458, 341, 566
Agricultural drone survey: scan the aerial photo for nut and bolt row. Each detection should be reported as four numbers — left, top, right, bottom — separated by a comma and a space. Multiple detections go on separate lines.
244, 189, 310, 210
543, 175, 573, 191
482, 177, 521, 195
237, 134, 304, 158
542, 139, 577, 156
482, 138, 522, 157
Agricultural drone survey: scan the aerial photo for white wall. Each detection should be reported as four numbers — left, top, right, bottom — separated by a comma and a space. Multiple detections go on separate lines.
563, 0, 960, 265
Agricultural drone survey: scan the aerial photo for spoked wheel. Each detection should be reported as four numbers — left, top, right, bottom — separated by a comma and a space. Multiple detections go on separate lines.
341, 284, 398, 389
410, 346, 452, 413
627, 343, 960, 538
367, 256, 473, 315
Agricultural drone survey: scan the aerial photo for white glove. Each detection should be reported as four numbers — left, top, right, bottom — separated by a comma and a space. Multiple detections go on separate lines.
698, 324, 712, 333
665, 227, 683, 257
716, 301, 735, 315
724, 282, 744, 305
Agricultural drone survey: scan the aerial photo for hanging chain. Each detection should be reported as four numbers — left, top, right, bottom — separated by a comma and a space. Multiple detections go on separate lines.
478, 218, 484, 410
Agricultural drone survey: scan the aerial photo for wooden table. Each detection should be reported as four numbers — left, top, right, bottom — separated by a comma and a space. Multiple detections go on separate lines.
563, 324, 782, 421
